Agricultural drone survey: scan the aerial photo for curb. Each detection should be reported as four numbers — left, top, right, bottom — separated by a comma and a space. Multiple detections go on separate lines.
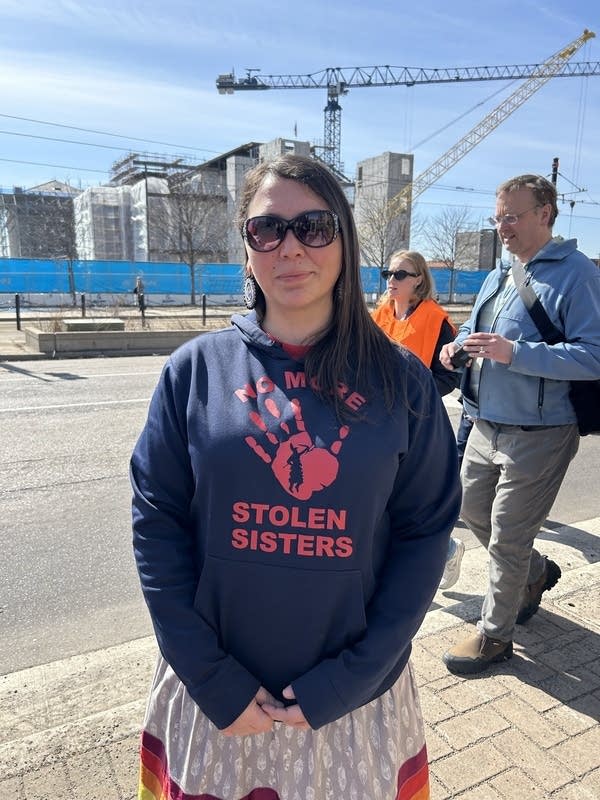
0, 638, 157, 779
1, 518, 598, 779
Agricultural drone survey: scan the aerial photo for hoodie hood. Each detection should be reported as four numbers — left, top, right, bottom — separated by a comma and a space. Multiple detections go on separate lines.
230, 310, 306, 361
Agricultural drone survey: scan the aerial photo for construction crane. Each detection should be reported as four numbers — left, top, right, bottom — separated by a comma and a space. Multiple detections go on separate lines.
387, 28, 596, 218
216, 30, 598, 175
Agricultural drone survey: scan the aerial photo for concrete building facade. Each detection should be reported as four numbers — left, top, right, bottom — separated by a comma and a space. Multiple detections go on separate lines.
225, 138, 312, 263
353, 152, 414, 267
455, 228, 500, 270
70, 140, 314, 266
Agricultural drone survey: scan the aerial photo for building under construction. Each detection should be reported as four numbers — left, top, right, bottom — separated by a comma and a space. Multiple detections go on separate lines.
73, 154, 198, 261
2, 139, 498, 272
71, 139, 311, 265
0, 181, 79, 259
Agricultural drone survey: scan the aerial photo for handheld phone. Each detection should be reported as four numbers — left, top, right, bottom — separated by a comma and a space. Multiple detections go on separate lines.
450, 345, 472, 369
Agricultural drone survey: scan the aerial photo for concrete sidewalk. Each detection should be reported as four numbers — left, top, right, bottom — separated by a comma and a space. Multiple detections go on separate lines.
1, 517, 598, 799
0, 324, 45, 362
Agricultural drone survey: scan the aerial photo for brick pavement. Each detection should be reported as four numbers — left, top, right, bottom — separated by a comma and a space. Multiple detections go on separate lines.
1, 517, 598, 799
414, 520, 600, 799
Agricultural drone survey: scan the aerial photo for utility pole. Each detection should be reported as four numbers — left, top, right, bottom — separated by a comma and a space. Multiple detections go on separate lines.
551, 157, 559, 185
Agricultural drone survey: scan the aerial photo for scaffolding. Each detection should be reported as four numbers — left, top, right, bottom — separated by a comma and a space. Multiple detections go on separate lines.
0, 190, 76, 258
110, 152, 197, 186
74, 186, 133, 261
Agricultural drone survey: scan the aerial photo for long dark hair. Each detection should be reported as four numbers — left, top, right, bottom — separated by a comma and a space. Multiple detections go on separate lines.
237, 154, 405, 419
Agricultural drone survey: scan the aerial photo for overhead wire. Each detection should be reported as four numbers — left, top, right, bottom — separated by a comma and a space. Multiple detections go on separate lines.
0, 112, 218, 154
0, 157, 108, 174
0, 123, 213, 185
0, 112, 219, 185
566, 39, 593, 237
0, 128, 180, 154
410, 80, 518, 152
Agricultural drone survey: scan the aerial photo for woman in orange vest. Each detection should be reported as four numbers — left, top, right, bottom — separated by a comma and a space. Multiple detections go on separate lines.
372, 249, 465, 589
372, 249, 460, 396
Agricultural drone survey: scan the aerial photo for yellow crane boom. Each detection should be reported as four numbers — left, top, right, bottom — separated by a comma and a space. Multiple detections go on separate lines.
389, 28, 595, 217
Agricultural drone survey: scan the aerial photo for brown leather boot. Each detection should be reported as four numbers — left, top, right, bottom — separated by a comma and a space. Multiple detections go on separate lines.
516, 557, 561, 625
443, 632, 513, 675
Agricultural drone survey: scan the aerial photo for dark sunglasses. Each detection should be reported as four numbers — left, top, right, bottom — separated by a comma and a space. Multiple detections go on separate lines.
242, 210, 339, 252
381, 268, 419, 281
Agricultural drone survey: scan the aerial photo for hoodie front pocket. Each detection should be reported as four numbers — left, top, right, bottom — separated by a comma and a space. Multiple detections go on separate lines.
194, 554, 366, 696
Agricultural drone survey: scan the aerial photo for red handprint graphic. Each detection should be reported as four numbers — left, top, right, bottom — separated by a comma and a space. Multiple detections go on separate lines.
245, 397, 349, 500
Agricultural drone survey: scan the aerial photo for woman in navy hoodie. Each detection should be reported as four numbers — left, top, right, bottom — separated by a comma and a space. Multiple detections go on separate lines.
131, 154, 461, 799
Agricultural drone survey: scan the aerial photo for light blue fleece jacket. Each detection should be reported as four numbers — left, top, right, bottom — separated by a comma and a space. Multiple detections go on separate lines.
458, 238, 600, 426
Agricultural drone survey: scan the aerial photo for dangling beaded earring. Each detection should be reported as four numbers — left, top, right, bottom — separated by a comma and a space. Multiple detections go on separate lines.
243, 274, 257, 310
335, 276, 344, 301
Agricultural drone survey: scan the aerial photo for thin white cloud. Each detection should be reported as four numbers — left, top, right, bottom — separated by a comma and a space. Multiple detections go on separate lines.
0, 0, 255, 53
0, 46, 324, 162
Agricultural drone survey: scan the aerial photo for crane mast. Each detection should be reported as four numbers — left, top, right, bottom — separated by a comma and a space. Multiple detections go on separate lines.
217, 30, 598, 173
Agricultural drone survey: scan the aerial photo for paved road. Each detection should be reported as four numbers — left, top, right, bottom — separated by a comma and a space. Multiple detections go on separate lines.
0, 356, 166, 674
1, 355, 599, 677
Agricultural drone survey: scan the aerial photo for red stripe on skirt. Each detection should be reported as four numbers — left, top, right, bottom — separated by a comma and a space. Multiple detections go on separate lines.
396, 743, 430, 800
139, 730, 282, 800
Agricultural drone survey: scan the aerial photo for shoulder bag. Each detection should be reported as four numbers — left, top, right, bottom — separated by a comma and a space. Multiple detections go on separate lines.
511, 259, 600, 436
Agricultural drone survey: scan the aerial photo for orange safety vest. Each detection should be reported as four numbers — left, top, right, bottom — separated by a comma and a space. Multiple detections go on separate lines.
372, 298, 455, 368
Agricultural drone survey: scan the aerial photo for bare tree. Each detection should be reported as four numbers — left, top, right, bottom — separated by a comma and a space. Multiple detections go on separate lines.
413, 207, 479, 301
416, 207, 477, 267
355, 193, 431, 295
355, 193, 409, 270
150, 176, 229, 305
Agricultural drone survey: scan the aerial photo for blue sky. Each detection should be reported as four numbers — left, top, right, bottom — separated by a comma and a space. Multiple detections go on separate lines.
1, 0, 600, 259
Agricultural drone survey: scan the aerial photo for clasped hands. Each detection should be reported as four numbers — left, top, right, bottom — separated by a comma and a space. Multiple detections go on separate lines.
222, 685, 310, 737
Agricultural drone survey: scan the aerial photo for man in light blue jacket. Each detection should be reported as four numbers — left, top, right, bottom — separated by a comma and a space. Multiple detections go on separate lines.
439, 173, 600, 674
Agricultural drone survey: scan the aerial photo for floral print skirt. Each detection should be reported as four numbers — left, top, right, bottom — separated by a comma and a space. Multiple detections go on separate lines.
138, 655, 430, 800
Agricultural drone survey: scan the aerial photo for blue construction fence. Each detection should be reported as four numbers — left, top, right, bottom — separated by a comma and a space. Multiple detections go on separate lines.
0, 258, 489, 299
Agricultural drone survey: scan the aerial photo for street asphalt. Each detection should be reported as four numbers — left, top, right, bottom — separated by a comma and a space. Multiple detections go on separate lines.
1, 317, 599, 799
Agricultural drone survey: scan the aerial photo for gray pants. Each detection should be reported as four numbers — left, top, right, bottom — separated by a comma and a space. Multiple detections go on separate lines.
461, 419, 580, 642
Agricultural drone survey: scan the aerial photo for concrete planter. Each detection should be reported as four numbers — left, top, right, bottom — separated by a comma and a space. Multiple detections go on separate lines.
24, 327, 205, 357
62, 318, 125, 332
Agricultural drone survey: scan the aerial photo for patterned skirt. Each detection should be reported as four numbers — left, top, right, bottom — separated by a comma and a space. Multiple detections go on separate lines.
138, 656, 430, 800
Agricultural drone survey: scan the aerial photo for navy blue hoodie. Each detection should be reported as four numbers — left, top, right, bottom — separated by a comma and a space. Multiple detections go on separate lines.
131, 312, 461, 730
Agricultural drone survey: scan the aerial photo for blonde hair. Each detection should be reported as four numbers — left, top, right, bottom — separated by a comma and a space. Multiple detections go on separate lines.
378, 250, 433, 308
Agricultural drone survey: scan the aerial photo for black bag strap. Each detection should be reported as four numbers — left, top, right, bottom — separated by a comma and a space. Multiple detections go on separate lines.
511, 259, 563, 345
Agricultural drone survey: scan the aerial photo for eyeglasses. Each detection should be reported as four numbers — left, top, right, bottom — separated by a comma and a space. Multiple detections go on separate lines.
242, 210, 339, 252
381, 268, 419, 281
488, 204, 542, 226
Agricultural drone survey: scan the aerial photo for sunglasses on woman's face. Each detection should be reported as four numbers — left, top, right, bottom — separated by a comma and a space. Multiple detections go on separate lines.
381, 268, 419, 281
242, 210, 339, 252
